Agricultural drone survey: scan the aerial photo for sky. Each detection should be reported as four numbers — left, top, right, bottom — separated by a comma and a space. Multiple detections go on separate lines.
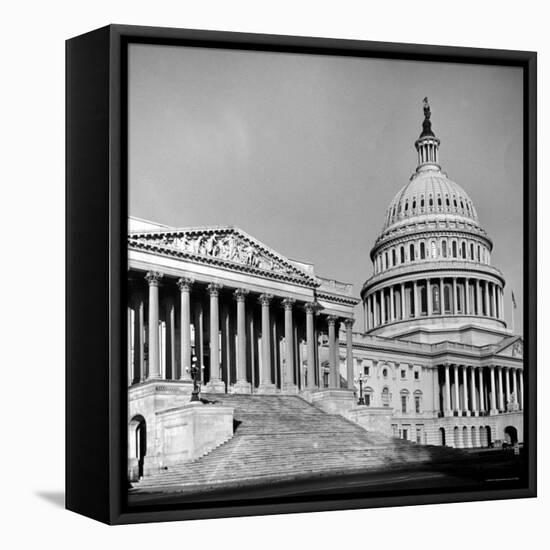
128, 44, 523, 334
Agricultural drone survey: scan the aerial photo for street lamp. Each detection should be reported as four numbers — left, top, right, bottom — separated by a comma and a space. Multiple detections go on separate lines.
186, 355, 203, 402
354, 373, 366, 405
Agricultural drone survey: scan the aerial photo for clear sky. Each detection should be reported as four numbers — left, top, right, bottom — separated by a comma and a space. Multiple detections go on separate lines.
128, 44, 523, 334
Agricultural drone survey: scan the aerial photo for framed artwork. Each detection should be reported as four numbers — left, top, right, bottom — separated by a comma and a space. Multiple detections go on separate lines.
66, 24, 537, 524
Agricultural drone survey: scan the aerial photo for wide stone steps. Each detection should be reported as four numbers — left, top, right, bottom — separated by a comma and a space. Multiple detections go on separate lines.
132, 394, 465, 492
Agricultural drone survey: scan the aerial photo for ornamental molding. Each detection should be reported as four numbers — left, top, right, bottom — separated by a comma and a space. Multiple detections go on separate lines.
373, 225, 492, 257
145, 271, 163, 285
374, 230, 492, 255
315, 291, 361, 306
129, 226, 319, 288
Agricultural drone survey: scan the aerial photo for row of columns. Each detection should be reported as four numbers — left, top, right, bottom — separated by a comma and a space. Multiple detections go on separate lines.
129, 271, 356, 393
440, 364, 523, 417
365, 276, 504, 330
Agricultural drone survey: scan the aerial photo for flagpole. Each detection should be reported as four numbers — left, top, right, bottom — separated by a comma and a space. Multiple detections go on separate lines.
511, 291, 516, 334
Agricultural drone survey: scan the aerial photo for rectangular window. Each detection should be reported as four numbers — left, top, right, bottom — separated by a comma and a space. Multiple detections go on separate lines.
401, 370, 406, 379
414, 371, 419, 380
415, 396, 421, 413
401, 395, 407, 413
364, 366, 370, 376
416, 428, 422, 444
365, 394, 371, 406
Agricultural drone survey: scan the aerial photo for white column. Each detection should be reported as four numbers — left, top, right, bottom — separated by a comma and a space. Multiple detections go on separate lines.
145, 271, 163, 380
444, 364, 452, 415
167, 299, 176, 379
400, 283, 406, 320
390, 286, 395, 321
490, 366, 497, 414
476, 280, 481, 315
505, 367, 511, 411
470, 366, 477, 415
454, 364, 460, 414
427, 279, 433, 315
282, 298, 296, 391
463, 365, 469, 415
465, 278, 470, 315
511, 367, 518, 407
380, 290, 386, 324
497, 365, 504, 411
134, 295, 144, 382
345, 318, 355, 390
491, 283, 497, 318
478, 367, 485, 413
327, 315, 339, 389
258, 294, 275, 392
305, 302, 317, 389
452, 277, 458, 314
206, 283, 224, 392
177, 277, 193, 381
234, 288, 251, 393
439, 278, 444, 314
484, 281, 490, 317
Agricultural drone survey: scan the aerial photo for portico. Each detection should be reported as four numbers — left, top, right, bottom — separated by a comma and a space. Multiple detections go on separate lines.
127, 225, 359, 395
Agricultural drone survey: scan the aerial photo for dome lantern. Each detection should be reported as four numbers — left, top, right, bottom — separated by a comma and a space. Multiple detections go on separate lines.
414, 97, 441, 171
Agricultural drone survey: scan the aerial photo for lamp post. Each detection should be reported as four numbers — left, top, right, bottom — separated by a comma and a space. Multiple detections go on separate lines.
355, 373, 366, 405
186, 355, 202, 402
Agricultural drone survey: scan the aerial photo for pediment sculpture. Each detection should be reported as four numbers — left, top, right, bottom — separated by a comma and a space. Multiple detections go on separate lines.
131, 230, 302, 277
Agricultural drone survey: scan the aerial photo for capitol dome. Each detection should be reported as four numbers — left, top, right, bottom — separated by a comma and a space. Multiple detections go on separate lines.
382, 172, 479, 233
362, 99, 507, 341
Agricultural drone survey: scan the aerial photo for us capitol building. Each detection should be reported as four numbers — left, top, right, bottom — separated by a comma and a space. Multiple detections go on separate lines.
127, 100, 523, 479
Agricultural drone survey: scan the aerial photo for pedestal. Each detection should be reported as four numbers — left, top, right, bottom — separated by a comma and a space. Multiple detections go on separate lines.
257, 382, 278, 394
204, 378, 226, 393
231, 380, 252, 394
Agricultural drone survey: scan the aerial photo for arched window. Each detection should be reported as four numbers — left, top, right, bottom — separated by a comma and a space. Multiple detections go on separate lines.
412, 199, 416, 209
420, 242, 426, 259
414, 391, 423, 414
364, 387, 374, 407
442, 240, 447, 258
444, 284, 452, 313
453, 198, 458, 208
420, 197, 425, 208
382, 368, 388, 378
382, 387, 390, 407
452, 241, 457, 258
400, 246, 405, 264
409, 243, 415, 261
477, 245, 481, 262
392, 248, 396, 266
456, 283, 463, 313
404, 201, 409, 212
431, 241, 437, 258
461, 242, 466, 258
384, 251, 388, 269
429, 197, 434, 207
470, 243, 474, 259
437, 196, 442, 207
432, 284, 440, 314
445, 197, 450, 207
400, 390, 409, 413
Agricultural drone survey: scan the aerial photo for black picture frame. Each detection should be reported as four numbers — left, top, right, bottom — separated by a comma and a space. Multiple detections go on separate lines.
66, 24, 537, 525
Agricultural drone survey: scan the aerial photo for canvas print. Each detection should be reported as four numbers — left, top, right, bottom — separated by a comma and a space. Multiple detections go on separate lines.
125, 44, 525, 507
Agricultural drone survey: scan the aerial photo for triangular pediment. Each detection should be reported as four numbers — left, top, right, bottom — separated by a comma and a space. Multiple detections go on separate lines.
494, 336, 524, 359
128, 225, 319, 287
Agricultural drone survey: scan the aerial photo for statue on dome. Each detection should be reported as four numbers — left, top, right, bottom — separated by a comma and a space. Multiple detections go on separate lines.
423, 97, 431, 119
